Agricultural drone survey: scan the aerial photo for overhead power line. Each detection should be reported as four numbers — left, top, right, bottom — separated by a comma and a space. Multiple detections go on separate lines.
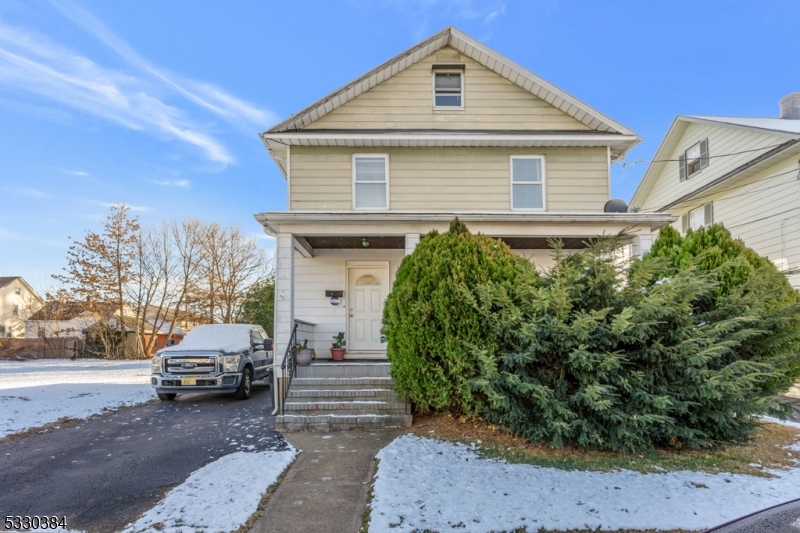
640, 169, 800, 213
621, 142, 788, 168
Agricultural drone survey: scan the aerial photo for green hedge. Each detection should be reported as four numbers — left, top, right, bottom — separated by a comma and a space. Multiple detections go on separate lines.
470, 228, 800, 451
382, 218, 534, 414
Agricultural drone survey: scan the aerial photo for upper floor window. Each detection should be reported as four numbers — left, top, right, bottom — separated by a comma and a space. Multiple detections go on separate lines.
679, 139, 709, 180
353, 155, 389, 210
510, 156, 545, 210
682, 202, 713, 233
12, 305, 19, 317
14, 288, 20, 295
433, 71, 463, 108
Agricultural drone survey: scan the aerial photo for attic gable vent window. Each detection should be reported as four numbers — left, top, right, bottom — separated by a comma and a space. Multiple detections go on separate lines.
679, 139, 709, 180
433, 72, 463, 108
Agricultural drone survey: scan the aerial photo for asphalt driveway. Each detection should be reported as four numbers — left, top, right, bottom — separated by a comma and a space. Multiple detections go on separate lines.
0, 381, 286, 533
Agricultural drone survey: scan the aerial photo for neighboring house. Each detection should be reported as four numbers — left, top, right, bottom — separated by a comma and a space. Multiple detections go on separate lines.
25, 301, 100, 338
630, 93, 800, 288
255, 26, 674, 362
0, 277, 43, 338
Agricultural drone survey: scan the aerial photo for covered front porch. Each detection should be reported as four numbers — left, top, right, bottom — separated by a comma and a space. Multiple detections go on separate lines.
255, 211, 676, 365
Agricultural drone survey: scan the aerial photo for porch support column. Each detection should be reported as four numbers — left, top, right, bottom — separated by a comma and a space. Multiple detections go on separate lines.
405, 233, 420, 256
632, 232, 654, 258
274, 232, 295, 373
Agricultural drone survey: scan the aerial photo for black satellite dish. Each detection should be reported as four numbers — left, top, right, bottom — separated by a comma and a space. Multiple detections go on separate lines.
604, 199, 628, 213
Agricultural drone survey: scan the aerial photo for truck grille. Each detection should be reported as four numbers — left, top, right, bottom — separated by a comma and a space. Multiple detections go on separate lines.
164, 357, 217, 375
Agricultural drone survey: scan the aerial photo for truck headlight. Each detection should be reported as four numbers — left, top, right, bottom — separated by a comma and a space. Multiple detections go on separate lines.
151, 355, 162, 374
223, 355, 241, 373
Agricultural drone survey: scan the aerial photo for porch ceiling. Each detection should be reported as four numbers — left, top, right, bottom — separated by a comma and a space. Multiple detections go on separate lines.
298, 235, 595, 250
304, 236, 405, 249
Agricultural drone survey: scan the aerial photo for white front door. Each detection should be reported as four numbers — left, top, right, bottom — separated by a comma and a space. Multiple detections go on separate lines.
347, 266, 388, 352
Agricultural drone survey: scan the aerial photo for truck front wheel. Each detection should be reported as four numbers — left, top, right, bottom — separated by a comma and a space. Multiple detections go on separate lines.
235, 368, 252, 400
157, 392, 177, 401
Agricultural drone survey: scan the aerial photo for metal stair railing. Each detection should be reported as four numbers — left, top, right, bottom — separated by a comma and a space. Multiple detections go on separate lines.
279, 322, 299, 416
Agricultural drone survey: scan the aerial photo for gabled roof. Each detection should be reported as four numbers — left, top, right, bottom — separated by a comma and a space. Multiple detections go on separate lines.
630, 115, 800, 209
266, 26, 635, 136
0, 276, 42, 302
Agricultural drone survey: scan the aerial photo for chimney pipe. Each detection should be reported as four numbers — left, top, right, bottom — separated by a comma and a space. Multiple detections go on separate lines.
779, 93, 800, 119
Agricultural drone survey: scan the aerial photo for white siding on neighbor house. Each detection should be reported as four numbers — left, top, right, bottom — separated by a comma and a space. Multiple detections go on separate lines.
640, 122, 787, 211
293, 249, 404, 358
0, 279, 40, 338
290, 146, 609, 212
667, 154, 800, 288
304, 47, 590, 132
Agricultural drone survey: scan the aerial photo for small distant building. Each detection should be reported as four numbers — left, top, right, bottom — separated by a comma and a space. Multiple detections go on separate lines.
0, 277, 43, 338
25, 301, 100, 338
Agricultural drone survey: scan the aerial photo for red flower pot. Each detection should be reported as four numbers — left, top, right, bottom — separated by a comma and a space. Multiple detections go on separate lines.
331, 348, 346, 361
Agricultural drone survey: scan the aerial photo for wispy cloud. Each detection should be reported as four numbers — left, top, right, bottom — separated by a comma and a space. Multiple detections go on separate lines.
0, 226, 66, 248
385, 0, 506, 41
64, 169, 88, 177
0, 2, 278, 166
51, 0, 278, 129
0, 22, 234, 164
12, 187, 50, 198
153, 179, 191, 188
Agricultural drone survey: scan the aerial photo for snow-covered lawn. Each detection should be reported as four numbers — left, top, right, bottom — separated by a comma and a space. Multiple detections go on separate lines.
0, 359, 153, 438
370, 434, 800, 532
122, 448, 296, 533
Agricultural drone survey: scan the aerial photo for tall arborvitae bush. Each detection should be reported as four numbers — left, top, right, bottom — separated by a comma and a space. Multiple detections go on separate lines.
382, 218, 534, 414
469, 229, 800, 452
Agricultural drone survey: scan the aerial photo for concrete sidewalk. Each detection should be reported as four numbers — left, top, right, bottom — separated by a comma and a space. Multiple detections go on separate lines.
251, 429, 401, 533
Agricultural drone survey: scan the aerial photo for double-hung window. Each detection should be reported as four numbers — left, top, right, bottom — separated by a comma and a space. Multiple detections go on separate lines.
353, 155, 388, 210
433, 71, 463, 108
510, 156, 545, 210
679, 139, 709, 180
682, 203, 713, 233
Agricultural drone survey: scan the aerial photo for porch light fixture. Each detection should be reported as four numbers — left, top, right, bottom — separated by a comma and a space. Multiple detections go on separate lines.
362, 238, 370, 248
325, 290, 344, 307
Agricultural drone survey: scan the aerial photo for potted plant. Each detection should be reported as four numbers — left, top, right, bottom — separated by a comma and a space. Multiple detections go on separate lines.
294, 338, 314, 366
330, 332, 346, 361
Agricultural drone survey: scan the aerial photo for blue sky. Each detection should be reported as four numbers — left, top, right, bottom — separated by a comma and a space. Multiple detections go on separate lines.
1, 0, 798, 292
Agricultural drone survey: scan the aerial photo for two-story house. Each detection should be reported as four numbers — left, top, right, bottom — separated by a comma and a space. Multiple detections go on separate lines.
0, 276, 42, 338
255, 27, 674, 429
630, 93, 800, 289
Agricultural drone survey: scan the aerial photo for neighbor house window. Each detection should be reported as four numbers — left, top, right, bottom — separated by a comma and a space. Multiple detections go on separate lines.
433, 71, 463, 108
12, 305, 18, 317
682, 203, 713, 233
353, 155, 388, 210
15, 288, 20, 295
510, 156, 545, 210
679, 139, 709, 180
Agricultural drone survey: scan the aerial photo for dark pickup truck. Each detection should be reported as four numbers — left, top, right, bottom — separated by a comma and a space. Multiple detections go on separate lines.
150, 324, 273, 401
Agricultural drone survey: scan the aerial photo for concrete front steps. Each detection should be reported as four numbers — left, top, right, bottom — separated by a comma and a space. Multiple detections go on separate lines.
275, 362, 412, 431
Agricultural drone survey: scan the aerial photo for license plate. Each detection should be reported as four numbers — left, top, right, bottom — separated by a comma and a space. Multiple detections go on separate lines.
181, 378, 197, 386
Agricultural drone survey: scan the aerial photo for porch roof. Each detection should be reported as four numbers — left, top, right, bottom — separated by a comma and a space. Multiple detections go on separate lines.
255, 211, 676, 252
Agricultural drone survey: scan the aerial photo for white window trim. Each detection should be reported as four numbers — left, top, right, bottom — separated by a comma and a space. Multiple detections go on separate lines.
509, 155, 546, 211
431, 70, 465, 110
352, 153, 390, 211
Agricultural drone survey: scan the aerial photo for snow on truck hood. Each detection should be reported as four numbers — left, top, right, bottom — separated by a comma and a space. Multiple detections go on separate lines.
158, 324, 255, 354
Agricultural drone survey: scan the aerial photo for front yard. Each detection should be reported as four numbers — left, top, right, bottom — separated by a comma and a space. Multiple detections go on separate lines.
366, 415, 800, 533
0, 359, 152, 438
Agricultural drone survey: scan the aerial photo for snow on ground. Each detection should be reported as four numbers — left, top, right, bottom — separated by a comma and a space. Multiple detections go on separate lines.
122, 448, 296, 533
0, 359, 153, 438
371, 435, 800, 533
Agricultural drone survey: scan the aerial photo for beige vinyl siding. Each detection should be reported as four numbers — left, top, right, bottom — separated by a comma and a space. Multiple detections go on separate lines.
290, 145, 609, 212
640, 122, 786, 210
304, 47, 590, 131
293, 249, 403, 358
669, 155, 800, 288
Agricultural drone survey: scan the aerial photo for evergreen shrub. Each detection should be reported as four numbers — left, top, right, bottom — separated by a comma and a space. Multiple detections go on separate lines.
470, 228, 800, 452
382, 218, 534, 414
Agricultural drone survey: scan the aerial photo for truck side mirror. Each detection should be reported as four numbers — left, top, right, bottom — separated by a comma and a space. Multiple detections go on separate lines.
264, 339, 273, 351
